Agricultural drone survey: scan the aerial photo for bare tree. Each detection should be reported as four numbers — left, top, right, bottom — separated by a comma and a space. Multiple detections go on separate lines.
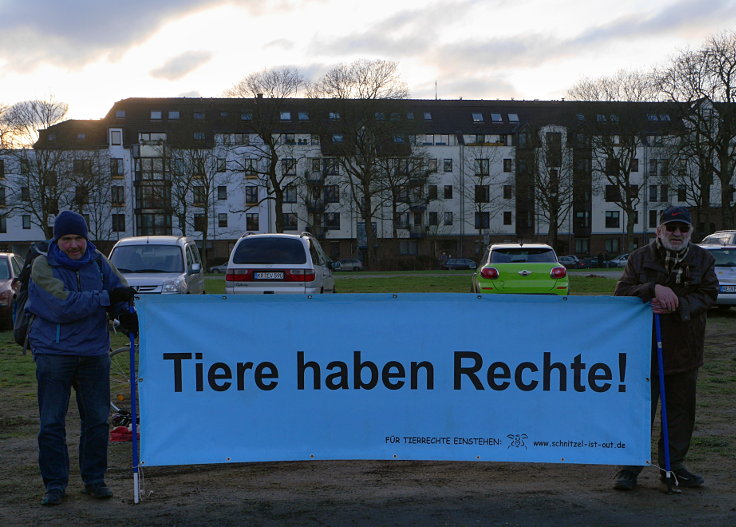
532, 127, 575, 251
307, 59, 411, 268
654, 31, 736, 230
1, 99, 70, 238
458, 142, 504, 249
224, 67, 305, 232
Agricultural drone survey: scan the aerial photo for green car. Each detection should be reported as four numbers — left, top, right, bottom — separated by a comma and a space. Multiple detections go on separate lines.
471, 243, 569, 295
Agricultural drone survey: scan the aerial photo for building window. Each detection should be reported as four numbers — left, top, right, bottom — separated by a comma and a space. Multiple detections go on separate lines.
193, 112, 205, 120
112, 214, 125, 232
115, 110, 126, 119
474, 185, 490, 203
474, 212, 490, 229
325, 212, 340, 230
503, 185, 514, 199
168, 110, 180, 120
111, 185, 125, 206
246, 213, 259, 231
491, 113, 503, 123
284, 213, 298, 230
0, 159, 4, 178
245, 186, 258, 205
605, 185, 620, 202
329, 111, 340, 120
217, 158, 227, 172
605, 211, 620, 228
429, 211, 438, 226
332, 134, 344, 143
284, 185, 297, 203
428, 159, 437, 172
109, 129, 122, 146
194, 214, 206, 232
193, 186, 205, 205
649, 210, 659, 229
605, 239, 620, 254
474, 159, 489, 176
281, 158, 296, 176
428, 185, 437, 200
423, 112, 432, 120
241, 112, 252, 121
444, 212, 453, 226
503, 211, 512, 225
218, 213, 228, 228
0, 187, 5, 207
442, 185, 452, 199
22, 215, 31, 229
193, 132, 205, 141
503, 159, 513, 172
216, 186, 227, 200
0, 215, 6, 233
677, 185, 687, 202
472, 113, 484, 122
324, 185, 340, 203
150, 111, 162, 120
324, 158, 339, 175
21, 186, 30, 201
630, 158, 639, 172
280, 111, 291, 121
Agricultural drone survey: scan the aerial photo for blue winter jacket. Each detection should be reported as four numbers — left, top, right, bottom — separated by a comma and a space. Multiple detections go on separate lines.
27, 242, 129, 356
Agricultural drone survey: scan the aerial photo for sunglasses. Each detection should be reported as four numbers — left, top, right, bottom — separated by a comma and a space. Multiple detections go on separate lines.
665, 223, 690, 233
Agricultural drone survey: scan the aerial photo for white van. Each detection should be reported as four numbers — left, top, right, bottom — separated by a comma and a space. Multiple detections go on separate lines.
109, 236, 205, 294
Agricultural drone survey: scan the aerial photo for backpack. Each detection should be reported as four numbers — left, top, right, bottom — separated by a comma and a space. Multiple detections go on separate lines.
13, 241, 49, 352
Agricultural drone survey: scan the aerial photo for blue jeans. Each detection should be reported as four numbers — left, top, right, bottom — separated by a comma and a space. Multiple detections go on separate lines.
35, 353, 111, 491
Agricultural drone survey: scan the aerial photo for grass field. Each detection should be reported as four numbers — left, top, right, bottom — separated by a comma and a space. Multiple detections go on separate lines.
203, 271, 619, 295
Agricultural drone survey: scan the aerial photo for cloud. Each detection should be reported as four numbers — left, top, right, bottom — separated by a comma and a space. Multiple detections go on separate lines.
150, 51, 214, 80
0, 0, 222, 71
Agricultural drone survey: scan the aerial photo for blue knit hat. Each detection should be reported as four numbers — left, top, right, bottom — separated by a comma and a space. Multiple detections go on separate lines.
53, 210, 88, 241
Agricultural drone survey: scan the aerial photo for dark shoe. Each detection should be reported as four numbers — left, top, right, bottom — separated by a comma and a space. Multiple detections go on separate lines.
41, 488, 65, 506
82, 483, 113, 499
613, 469, 638, 490
662, 467, 704, 488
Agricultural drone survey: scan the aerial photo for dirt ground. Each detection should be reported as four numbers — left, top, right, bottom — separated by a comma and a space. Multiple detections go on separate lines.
1, 310, 735, 527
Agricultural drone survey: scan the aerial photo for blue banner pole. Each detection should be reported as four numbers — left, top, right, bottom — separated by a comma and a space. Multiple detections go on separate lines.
654, 313, 675, 493
127, 304, 140, 504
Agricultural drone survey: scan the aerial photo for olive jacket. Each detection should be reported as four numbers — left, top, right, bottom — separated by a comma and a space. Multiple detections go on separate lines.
614, 240, 718, 374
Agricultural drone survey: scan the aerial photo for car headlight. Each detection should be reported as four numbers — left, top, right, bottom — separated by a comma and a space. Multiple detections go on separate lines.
161, 277, 186, 294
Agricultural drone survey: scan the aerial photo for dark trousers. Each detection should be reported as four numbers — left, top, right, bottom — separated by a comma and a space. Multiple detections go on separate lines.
35, 354, 111, 491
622, 368, 698, 474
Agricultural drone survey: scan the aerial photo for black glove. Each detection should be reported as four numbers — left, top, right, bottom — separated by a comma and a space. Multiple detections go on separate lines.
118, 311, 139, 337
110, 286, 136, 304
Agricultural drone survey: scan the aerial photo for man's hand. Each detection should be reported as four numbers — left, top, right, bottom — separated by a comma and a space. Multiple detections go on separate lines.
652, 284, 679, 314
118, 311, 139, 336
110, 286, 136, 304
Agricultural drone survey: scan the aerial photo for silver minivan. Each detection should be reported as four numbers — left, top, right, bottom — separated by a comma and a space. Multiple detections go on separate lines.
225, 232, 336, 294
109, 236, 205, 294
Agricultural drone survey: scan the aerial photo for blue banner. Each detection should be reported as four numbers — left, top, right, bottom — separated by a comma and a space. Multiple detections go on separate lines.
137, 294, 652, 467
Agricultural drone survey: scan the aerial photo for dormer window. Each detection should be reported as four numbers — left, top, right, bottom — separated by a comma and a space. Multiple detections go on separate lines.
472, 113, 484, 123
491, 113, 503, 123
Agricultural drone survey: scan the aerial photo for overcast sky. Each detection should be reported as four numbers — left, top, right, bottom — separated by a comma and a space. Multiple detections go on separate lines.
1, 0, 734, 120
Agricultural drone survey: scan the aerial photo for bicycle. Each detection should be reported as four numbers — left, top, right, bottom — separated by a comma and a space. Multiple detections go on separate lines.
109, 340, 139, 416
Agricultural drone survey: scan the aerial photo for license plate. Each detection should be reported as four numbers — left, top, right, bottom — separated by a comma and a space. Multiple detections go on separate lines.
254, 272, 284, 280
721, 285, 736, 293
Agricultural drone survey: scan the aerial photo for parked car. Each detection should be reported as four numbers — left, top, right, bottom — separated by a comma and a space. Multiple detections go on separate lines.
335, 258, 363, 272
442, 258, 477, 270
208, 263, 229, 274
108, 236, 205, 294
607, 254, 629, 268
700, 244, 736, 309
0, 252, 23, 329
558, 255, 584, 269
701, 230, 736, 245
472, 243, 568, 295
225, 232, 336, 294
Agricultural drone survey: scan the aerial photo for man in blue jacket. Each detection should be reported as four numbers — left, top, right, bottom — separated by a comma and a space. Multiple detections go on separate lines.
28, 211, 137, 506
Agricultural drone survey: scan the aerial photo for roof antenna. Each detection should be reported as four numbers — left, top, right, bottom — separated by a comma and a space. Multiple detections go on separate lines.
435, 81, 438, 100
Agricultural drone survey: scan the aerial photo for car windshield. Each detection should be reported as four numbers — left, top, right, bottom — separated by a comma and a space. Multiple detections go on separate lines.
0, 259, 9, 280
490, 248, 556, 263
111, 245, 184, 273
710, 248, 736, 267
233, 238, 307, 265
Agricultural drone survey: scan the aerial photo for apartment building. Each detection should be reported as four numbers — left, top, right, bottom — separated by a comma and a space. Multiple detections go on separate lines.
0, 97, 730, 267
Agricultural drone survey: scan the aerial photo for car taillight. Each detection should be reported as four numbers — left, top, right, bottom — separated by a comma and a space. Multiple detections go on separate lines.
550, 267, 567, 279
226, 269, 252, 282
480, 267, 499, 279
285, 269, 316, 282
